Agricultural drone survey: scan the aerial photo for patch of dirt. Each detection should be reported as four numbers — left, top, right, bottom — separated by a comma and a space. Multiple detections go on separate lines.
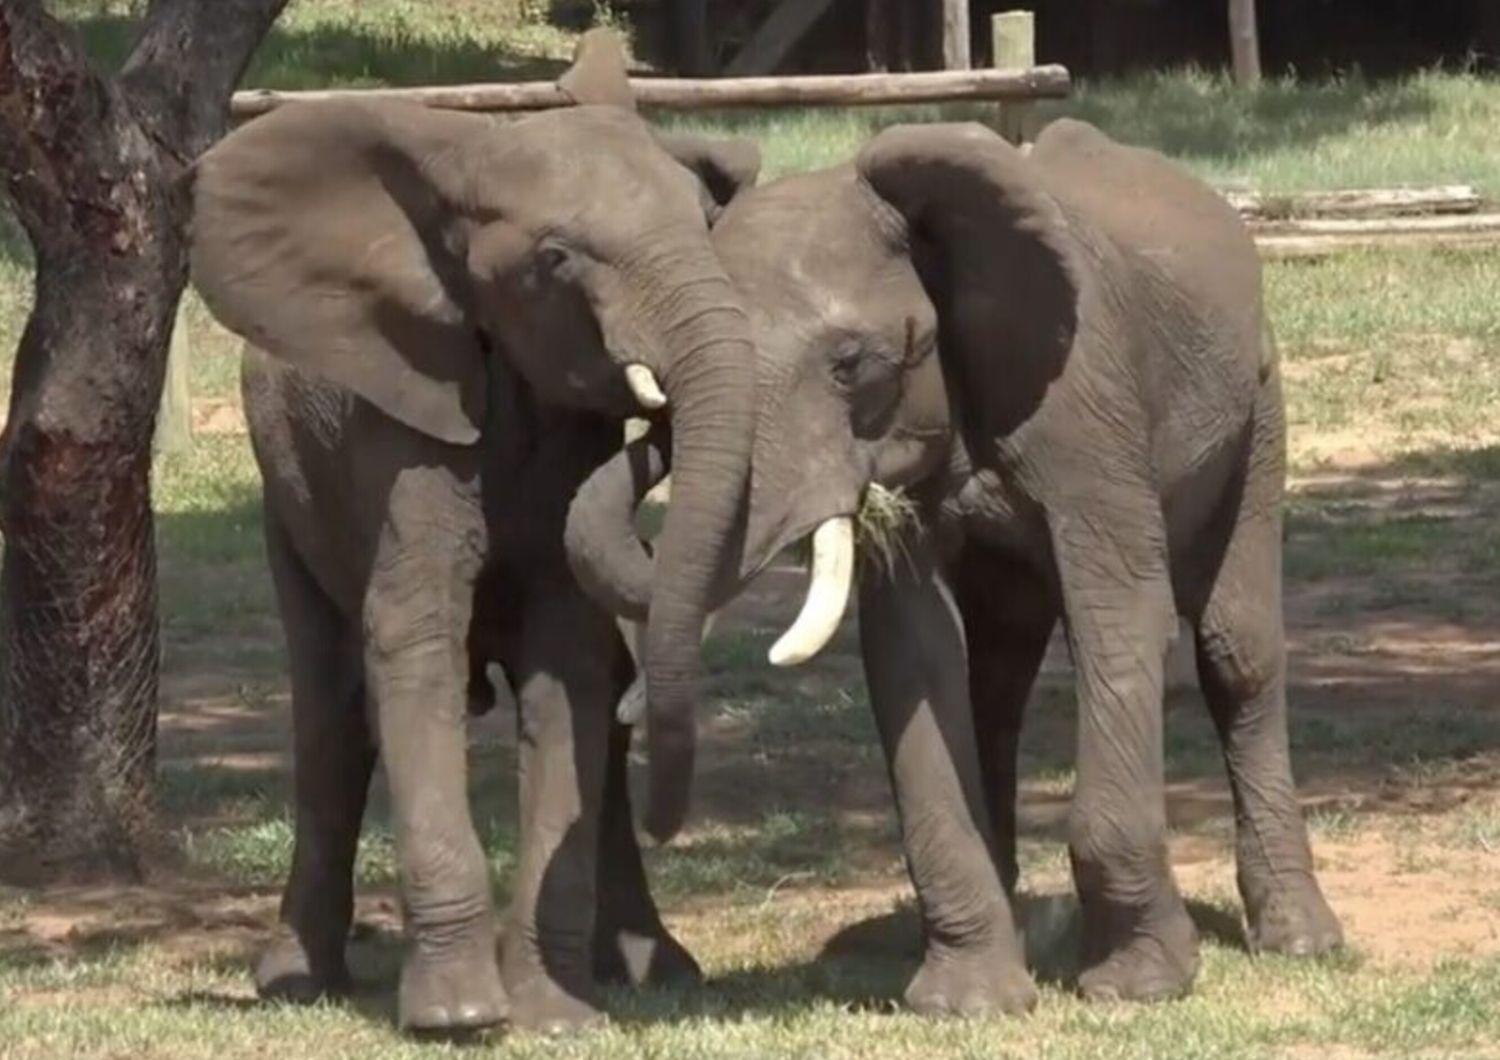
8, 430, 1500, 991
192, 398, 247, 436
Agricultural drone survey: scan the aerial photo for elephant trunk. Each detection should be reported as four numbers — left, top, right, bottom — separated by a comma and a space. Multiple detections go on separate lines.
602, 253, 755, 844
564, 435, 665, 624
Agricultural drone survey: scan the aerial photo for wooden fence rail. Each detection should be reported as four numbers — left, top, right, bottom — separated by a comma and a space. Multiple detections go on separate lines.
230, 64, 1072, 119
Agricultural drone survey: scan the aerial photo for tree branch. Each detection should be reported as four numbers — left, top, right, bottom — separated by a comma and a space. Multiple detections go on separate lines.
121, 0, 291, 160
0, 1, 118, 242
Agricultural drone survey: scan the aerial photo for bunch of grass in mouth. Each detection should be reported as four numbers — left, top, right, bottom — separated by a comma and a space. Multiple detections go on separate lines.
855, 484, 922, 576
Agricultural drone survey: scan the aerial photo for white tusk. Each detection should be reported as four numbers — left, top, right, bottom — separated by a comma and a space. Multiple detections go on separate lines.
769, 517, 855, 668
625, 365, 667, 410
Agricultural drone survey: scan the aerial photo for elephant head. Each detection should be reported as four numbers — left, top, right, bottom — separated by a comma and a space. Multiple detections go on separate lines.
566, 120, 1088, 674
189, 92, 761, 843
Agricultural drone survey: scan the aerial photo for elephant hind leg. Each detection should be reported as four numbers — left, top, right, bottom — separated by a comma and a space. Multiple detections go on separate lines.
256, 516, 374, 1003
593, 718, 703, 989
1193, 458, 1341, 958
955, 545, 1057, 898
1051, 499, 1198, 1004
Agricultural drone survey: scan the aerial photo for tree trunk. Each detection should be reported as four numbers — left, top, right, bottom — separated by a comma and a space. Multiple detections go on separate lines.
0, 0, 287, 884
1229, 0, 1262, 87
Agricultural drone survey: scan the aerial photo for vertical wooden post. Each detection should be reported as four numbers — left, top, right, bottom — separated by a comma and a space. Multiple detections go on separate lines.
1229, 0, 1262, 87
154, 301, 192, 456
992, 10, 1037, 145
942, 0, 971, 70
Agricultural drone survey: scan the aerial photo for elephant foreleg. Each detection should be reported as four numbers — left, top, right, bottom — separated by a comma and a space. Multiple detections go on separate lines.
256, 517, 373, 1003
1051, 503, 1198, 1003
955, 544, 1057, 898
365, 477, 505, 1034
593, 717, 703, 988
859, 532, 1036, 1017
500, 578, 618, 1032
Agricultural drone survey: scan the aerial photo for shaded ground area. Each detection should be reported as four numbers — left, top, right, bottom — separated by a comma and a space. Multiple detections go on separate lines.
4, 420, 1500, 1056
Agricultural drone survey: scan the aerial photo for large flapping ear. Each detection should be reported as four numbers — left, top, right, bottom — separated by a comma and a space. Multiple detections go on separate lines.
559, 28, 636, 110
190, 100, 498, 444
857, 122, 1081, 411
655, 132, 762, 216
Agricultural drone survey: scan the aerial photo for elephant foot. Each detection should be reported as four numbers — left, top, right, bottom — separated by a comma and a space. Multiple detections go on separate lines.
255, 931, 351, 1004
1078, 911, 1198, 1004
1245, 878, 1343, 957
398, 943, 509, 1034
506, 975, 606, 1035
594, 923, 703, 989
905, 943, 1037, 1017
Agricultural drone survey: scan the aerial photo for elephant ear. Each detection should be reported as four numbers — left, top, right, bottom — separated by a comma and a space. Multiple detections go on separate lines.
857, 122, 1081, 419
189, 99, 496, 444
556, 28, 758, 215
656, 132, 762, 217
559, 28, 636, 110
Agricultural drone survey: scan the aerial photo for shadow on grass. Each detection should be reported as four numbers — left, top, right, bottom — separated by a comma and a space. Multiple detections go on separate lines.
67, 13, 572, 89
601, 892, 1250, 1025
688, 440, 1500, 859
1043, 70, 1439, 168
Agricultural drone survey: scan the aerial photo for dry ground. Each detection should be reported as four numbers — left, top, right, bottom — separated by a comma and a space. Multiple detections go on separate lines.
6, 316, 1500, 1057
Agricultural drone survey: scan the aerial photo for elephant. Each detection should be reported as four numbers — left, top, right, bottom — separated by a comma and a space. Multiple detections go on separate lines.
186, 47, 761, 1032
565, 118, 1344, 1013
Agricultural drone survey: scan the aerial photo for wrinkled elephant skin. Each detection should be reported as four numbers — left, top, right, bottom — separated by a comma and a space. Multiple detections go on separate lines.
567, 118, 1343, 1013
190, 79, 758, 1035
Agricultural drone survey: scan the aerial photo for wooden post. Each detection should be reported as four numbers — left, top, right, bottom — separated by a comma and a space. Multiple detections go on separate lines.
1229, 0, 1262, 87
943, 0, 971, 70
154, 301, 193, 456
992, 11, 1037, 145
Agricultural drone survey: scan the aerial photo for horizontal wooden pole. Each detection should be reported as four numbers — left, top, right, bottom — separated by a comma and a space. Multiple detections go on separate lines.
1255, 214, 1500, 258
1258, 232, 1500, 259
1229, 185, 1482, 220
230, 65, 1072, 119
1251, 213, 1500, 237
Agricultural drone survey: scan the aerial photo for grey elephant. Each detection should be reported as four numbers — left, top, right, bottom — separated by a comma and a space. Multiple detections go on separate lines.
568, 118, 1343, 1013
187, 67, 761, 1031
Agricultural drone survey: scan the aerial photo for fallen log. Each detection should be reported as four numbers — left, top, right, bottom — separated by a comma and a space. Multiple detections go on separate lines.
231, 65, 1073, 118
1229, 185, 1482, 220
1254, 213, 1500, 258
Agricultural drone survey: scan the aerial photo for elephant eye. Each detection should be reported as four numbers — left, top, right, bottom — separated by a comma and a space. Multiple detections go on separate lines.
830, 345, 864, 388
535, 240, 576, 283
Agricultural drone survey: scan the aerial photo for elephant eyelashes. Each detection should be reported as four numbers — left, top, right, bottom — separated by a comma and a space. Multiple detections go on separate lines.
830, 346, 864, 388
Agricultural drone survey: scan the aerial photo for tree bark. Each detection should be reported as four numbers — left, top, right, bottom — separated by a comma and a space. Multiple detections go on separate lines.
1229, 0, 1262, 87
0, 0, 286, 884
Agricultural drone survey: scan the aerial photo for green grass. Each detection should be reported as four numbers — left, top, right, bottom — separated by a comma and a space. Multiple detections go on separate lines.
3, 928, 1498, 1059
